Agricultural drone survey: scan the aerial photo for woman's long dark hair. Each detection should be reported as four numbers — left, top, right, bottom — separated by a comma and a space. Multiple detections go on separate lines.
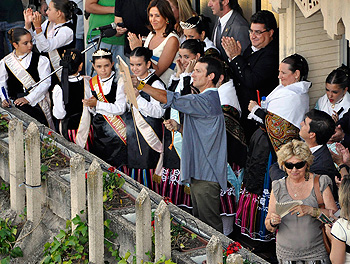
147, 0, 176, 37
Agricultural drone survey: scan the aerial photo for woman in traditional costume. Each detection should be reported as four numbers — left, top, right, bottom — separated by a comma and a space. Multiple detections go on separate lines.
180, 15, 220, 56
128, 0, 179, 85
315, 65, 350, 122
236, 54, 311, 241
52, 48, 93, 150
126, 47, 165, 191
82, 48, 127, 168
24, 0, 81, 87
0, 28, 53, 128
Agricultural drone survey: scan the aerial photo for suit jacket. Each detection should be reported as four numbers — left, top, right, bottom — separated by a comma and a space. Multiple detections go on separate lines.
212, 10, 250, 62
229, 39, 279, 140
269, 145, 339, 200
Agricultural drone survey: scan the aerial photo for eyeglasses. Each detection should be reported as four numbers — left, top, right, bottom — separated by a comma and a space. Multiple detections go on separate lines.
284, 161, 307, 170
248, 29, 268, 36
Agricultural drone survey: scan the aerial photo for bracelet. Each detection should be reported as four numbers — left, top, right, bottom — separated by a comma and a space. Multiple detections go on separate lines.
270, 219, 279, 228
136, 80, 145, 91
312, 207, 321, 218
338, 164, 349, 172
176, 123, 182, 132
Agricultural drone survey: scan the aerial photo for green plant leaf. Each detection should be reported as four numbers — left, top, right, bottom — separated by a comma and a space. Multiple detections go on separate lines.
10, 247, 23, 258
56, 230, 66, 240
0, 256, 10, 264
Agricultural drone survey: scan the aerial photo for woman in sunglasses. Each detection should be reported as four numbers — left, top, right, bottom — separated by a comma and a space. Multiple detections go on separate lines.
265, 140, 337, 263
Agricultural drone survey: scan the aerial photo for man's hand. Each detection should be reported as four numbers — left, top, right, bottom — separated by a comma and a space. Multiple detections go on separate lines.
221, 36, 241, 60
329, 125, 345, 143
116, 25, 127, 37
163, 119, 180, 132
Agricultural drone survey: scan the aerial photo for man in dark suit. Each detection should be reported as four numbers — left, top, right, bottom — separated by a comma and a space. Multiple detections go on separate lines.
208, 0, 250, 62
221, 10, 279, 140
270, 109, 339, 199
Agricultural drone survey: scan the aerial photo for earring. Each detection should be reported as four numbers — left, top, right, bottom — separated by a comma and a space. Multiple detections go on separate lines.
166, 20, 169, 24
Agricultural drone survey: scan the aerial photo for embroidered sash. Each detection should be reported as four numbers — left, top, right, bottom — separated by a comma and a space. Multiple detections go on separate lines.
132, 107, 162, 153
4, 53, 55, 129
48, 49, 62, 82
89, 76, 127, 145
75, 77, 92, 148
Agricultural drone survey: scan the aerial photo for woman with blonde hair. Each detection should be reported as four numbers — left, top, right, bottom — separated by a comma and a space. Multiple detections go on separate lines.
266, 139, 338, 263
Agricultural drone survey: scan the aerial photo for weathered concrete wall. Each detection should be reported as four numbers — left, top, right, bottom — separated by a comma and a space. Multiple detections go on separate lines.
0, 106, 268, 264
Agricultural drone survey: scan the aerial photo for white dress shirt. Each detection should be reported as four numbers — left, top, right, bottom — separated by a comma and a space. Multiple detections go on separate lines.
134, 70, 166, 118
0, 51, 51, 106
52, 74, 83, 119
86, 72, 126, 117
29, 20, 74, 53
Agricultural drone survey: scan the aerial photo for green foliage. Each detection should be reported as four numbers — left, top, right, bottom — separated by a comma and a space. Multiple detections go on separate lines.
41, 214, 89, 264
103, 167, 125, 209
0, 218, 23, 262
117, 252, 175, 264
41, 212, 120, 263
40, 132, 67, 180
0, 114, 9, 133
0, 183, 9, 192
18, 207, 27, 221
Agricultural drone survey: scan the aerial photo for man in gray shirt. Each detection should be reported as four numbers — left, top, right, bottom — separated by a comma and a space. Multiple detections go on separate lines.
132, 56, 227, 232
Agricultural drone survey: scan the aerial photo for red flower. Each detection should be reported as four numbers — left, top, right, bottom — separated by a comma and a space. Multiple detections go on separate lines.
163, 197, 172, 204
117, 174, 121, 178
108, 166, 115, 172
48, 131, 52, 136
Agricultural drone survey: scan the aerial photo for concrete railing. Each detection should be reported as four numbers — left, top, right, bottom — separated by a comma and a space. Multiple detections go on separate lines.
0, 107, 269, 264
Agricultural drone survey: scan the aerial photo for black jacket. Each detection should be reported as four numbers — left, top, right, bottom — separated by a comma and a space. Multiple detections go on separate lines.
229, 39, 279, 140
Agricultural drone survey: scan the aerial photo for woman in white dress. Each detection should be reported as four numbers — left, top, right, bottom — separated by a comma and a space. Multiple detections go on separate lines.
128, 0, 179, 85
315, 65, 350, 122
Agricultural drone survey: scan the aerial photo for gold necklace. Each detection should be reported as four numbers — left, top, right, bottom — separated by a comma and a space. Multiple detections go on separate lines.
15, 52, 30, 62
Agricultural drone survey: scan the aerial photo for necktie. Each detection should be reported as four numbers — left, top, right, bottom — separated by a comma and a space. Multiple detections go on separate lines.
215, 20, 222, 48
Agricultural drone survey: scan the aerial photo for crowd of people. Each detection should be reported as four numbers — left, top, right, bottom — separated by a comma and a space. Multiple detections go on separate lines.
2, 0, 350, 263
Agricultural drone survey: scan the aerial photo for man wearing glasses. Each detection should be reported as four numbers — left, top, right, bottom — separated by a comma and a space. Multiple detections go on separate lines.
222, 10, 279, 140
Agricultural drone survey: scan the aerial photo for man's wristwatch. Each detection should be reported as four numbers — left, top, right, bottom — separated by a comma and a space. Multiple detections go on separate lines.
136, 80, 146, 91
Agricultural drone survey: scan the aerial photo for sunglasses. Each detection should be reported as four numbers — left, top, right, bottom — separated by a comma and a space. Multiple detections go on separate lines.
284, 161, 306, 170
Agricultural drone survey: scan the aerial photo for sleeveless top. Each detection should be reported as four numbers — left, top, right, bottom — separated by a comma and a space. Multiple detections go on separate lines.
144, 31, 179, 85
272, 175, 332, 261
5, 52, 40, 99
